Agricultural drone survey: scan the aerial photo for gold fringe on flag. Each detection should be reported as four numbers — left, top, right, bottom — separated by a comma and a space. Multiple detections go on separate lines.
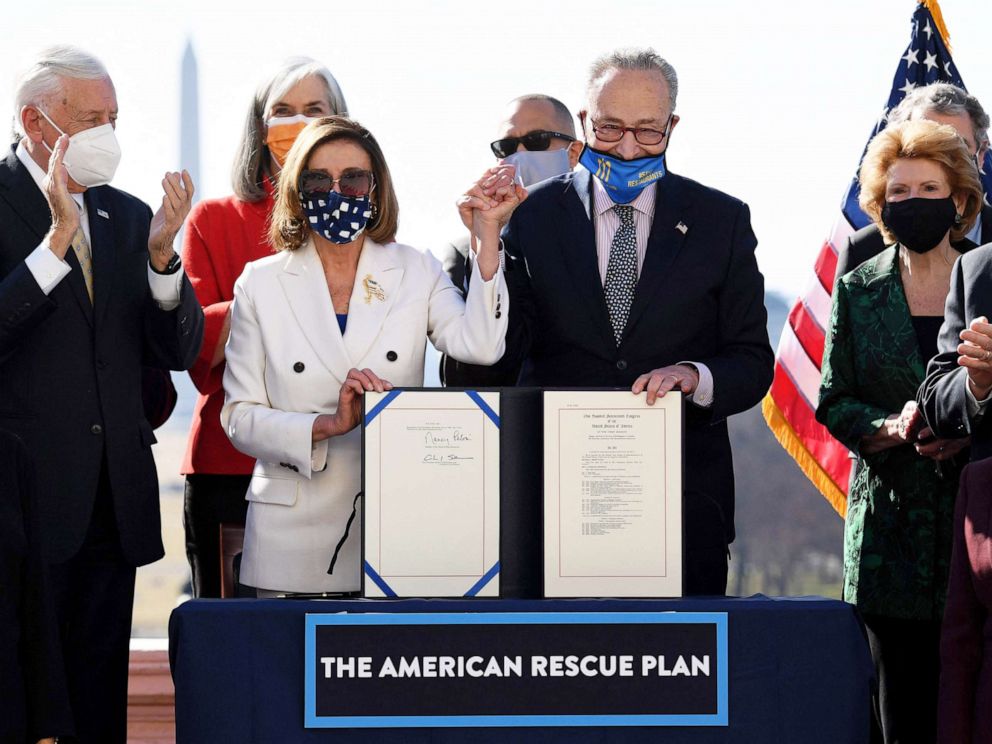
761, 394, 848, 519
921, 0, 952, 53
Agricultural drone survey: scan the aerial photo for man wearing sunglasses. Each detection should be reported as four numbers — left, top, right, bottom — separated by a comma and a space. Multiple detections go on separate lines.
441, 94, 580, 386
459, 48, 773, 596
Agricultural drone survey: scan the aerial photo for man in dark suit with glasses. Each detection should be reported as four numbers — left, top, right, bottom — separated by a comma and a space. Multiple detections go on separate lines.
459, 48, 773, 595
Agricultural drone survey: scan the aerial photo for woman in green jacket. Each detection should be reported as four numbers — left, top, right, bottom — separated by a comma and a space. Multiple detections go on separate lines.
817, 118, 983, 744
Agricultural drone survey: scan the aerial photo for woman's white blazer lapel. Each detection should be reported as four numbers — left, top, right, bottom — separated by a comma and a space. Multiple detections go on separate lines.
276, 240, 352, 383
342, 238, 404, 366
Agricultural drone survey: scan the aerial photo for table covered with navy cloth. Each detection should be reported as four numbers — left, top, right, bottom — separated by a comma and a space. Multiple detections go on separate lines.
168, 595, 873, 743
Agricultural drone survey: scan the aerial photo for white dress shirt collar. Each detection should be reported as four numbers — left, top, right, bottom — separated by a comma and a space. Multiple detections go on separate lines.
590, 175, 657, 221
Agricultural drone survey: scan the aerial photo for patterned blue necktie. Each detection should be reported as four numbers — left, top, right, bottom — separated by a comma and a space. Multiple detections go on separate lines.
603, 205, 637, 346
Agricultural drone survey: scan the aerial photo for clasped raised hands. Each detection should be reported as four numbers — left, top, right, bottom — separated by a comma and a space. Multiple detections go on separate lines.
455, 165, 526, 280
456, 165, 527, 240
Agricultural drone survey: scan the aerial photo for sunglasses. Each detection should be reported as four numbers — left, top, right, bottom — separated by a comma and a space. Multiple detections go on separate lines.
490, 130, 575, 159
299, 169, 375, 198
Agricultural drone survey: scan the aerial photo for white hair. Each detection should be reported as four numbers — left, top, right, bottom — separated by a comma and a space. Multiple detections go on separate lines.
12, 45, 109, 139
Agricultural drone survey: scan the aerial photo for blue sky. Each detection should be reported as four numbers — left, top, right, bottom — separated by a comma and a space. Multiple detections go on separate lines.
3, 0, 991, 297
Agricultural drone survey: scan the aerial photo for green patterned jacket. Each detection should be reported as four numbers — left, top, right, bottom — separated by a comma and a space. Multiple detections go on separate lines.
816, 246, 961, 620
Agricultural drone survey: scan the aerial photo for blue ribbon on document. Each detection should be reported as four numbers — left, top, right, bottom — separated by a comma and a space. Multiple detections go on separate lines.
364, 389, 402, 426
463, 391, 500, 596
464, 561, 501, 597
465, 390, 500, 428
363, 560, 397, 597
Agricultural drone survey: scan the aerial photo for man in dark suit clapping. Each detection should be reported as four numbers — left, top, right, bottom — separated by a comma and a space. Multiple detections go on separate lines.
0, 46, 204, 743
459, 48, 773, 595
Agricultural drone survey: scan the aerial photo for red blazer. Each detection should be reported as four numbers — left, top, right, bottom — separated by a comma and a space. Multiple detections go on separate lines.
180, 187, 275, 475
938, 457, 992, 744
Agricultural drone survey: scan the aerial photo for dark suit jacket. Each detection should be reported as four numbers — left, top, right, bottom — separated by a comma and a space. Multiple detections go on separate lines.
437, 234, 521, 387
0, 146, 204, 566
919, 243, 992, 461
938, 458, 992, 744
0, 429, 72, 743
834, 203, 992, 284
500, 168, 773, 546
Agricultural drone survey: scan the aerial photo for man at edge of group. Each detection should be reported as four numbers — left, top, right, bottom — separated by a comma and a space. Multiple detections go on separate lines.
836, 83, 991, 283
440, 93, 580, 387
459, 48, 773, 595
0, 46, 203, 743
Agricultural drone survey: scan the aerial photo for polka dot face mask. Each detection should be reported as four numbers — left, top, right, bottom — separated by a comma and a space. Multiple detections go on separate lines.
301, 190, 373, 245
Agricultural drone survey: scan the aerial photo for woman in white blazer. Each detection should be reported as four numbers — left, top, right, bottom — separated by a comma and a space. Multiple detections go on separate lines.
221, 117, 517, 595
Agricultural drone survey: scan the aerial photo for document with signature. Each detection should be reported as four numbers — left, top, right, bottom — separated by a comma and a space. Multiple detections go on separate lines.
363, 390, 500, 597
543, 390, 682, 597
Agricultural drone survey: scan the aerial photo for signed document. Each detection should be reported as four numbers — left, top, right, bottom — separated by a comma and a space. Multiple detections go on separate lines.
363, 390, 500, 598
544, 390, 682, 598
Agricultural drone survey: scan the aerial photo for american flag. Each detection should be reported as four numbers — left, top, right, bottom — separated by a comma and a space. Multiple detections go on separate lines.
762, 0, 992, 517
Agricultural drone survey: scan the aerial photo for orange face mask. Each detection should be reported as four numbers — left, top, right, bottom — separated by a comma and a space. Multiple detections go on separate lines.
265, 115, 318, 167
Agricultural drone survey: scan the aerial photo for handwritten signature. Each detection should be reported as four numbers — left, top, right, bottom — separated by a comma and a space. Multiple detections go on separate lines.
424, 431, 473, 446
423, 454, 475, 464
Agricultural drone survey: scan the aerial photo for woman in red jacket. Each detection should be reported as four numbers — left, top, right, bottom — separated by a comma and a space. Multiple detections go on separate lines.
181, 58, 347, 597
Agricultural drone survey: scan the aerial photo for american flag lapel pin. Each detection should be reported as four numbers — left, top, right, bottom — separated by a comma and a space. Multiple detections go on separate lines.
97, 209, 110, 219
675, 221, 688, 235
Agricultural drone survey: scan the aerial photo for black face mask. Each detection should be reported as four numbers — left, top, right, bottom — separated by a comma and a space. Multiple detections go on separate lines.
880, 196, 958, 254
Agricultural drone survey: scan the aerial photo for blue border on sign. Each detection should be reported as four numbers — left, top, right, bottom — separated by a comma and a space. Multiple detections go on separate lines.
304, 611, 729, 728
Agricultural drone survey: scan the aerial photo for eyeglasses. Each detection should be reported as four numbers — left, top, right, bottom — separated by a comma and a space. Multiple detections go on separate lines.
299, 169, 375, 198
590, 117, 672, 146
490, 130, 575, 159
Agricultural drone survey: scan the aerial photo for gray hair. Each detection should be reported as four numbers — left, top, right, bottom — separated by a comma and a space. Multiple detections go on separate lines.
232, 57, 348, 203
889, 82, 990, 150
12, 45, 109, 141
586, 48, 678, 112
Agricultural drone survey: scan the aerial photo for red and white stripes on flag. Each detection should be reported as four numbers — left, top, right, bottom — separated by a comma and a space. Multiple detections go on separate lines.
761, 0, 978, 517
762, 218, 854, 517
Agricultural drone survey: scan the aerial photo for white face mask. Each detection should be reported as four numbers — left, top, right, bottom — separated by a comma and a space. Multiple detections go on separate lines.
38, 108, 122, 187
263, 113, 322, 129
500, 147, 572, 188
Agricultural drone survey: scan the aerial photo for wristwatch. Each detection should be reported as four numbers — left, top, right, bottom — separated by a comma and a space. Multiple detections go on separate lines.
151, 252, 182, 275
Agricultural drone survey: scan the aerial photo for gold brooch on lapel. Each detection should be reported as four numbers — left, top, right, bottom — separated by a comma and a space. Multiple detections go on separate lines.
363, 275, 386, 304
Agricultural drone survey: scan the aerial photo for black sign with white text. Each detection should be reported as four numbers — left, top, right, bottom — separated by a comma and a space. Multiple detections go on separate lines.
304, 611, 728, 728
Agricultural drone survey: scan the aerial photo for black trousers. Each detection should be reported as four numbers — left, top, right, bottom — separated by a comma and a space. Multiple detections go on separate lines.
183, 473, 250, 598
684, 543, 730, 596
862, 613, 941, 744
47, 466, 135, 744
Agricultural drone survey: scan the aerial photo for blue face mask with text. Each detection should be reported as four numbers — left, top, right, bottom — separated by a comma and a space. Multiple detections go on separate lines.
578, 146, 667, 204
